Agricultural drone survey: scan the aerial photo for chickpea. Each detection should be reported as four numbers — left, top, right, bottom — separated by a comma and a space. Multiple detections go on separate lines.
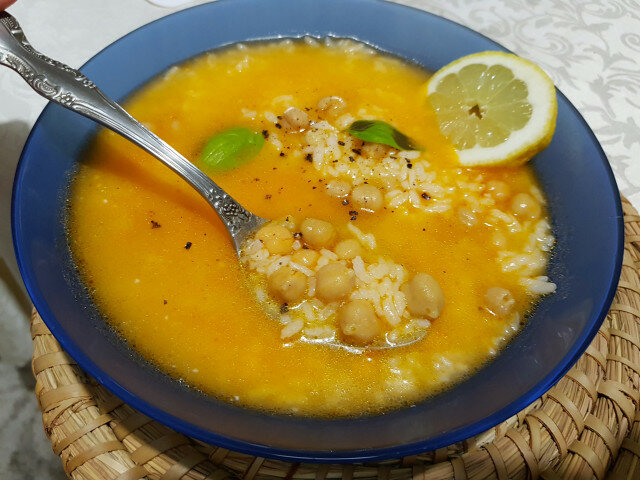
291, 249, 319, 267
401, 273, 445, 318
458, 207, 477, 227
511, 193, 541, 219
338, 299, 380, 345
317, 96, 346, 116
315, 263, 355, 302
361, 142, 389, 160
326, 179, 351, 198
351, 184, 383, 212
268, 266, 307, 303
487, 180, 510, 200
484, 287, 515, 316
334, 239, 362, 260
256, 223, 294, 255
300, 218, 336, 248
281, 107, 310, 131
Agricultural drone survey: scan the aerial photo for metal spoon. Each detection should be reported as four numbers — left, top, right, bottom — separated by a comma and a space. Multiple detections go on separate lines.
0, 11, 266, 253
0, 12, 426, 350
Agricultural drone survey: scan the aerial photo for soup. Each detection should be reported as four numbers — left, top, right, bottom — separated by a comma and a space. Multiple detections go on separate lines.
68, 39, 555, 416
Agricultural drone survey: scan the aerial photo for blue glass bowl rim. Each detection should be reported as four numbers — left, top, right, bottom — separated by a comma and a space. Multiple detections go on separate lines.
11, 0, 624, 463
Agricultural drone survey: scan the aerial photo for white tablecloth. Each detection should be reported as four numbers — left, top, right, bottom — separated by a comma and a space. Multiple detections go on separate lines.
0, 1, 638, 477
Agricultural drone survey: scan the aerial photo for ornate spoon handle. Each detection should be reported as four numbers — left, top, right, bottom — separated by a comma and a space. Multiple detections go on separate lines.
0, 12, 265, 252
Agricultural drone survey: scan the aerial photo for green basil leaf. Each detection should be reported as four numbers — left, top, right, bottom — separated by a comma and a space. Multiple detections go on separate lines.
199, 127, 264, 173
345, 120, 422, 151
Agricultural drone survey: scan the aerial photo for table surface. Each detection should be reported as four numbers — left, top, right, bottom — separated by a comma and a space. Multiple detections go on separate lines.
0, 0, 638, 477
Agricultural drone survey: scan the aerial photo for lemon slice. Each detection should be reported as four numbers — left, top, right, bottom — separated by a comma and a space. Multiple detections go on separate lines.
426, 51, 557, 167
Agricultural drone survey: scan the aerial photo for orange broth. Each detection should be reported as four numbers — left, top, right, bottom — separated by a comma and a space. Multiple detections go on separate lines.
68, 40, 548, 416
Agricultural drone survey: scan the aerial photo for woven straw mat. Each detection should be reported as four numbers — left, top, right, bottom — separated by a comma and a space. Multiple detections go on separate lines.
30, 198, 640, 480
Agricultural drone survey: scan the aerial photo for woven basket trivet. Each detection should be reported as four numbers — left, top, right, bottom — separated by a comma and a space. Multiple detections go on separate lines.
30, 197, 640, 480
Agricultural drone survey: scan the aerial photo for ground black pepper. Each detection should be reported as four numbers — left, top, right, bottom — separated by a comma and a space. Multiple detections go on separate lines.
185, 242, 192, 250
305, 153, 313, 162
150, 220, 161, 229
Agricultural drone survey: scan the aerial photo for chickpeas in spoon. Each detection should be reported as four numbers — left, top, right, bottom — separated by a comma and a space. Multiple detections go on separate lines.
241, 217, 445, 350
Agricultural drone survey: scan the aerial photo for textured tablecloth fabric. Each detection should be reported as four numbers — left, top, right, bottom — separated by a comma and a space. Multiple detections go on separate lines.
1, 1, 639, 478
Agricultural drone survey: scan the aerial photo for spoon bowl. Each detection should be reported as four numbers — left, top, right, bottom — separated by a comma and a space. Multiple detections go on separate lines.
300, 331, 427, 352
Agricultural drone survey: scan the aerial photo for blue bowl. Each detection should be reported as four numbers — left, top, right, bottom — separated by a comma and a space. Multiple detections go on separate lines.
12, 0, 623, 462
